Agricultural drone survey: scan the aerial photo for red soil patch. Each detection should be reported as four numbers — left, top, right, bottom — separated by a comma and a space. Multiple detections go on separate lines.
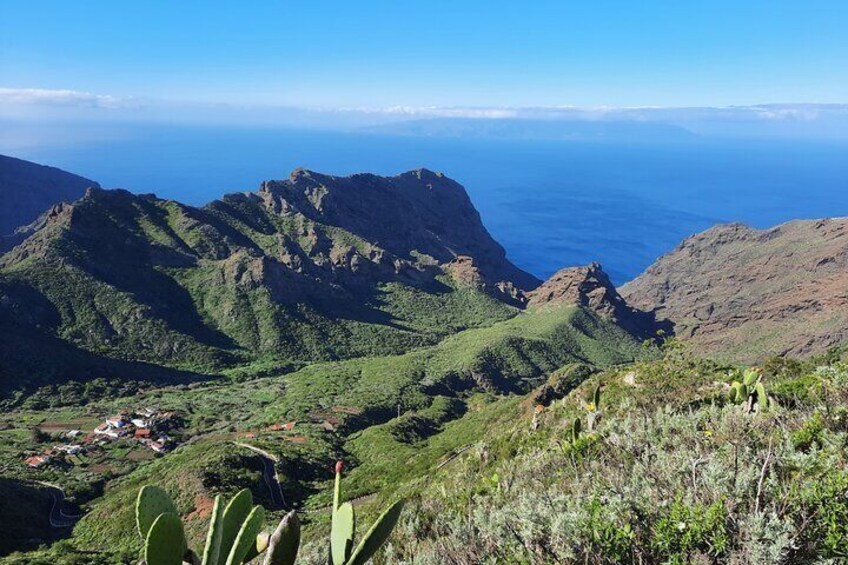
187, 494, 215, 521
284, 435, 309, 444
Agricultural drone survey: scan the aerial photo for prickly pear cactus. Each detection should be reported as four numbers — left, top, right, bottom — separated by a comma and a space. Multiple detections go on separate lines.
219, 489, 253, 564
263, 511, 300, 565
730, 381, 748, 405
242, 532, 270, 564
727, 384, 739, 403
225, 504, 266, 565
743, 369, 760, 387
200, 495, 223, 565
331, 502, 355, 565
347, 500, 405, 565
144, 512, 187, 565
137, 485, 179, 540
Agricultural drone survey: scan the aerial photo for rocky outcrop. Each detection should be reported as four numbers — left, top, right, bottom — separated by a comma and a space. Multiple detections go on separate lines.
243, 168, 540, 292
621, 219, 848, 361
528, 262, 666, 339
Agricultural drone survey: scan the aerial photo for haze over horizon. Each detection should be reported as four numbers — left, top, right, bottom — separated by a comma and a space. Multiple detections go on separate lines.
2, 1, 847, 138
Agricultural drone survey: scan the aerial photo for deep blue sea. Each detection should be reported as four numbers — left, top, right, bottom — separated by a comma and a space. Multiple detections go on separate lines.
4, 124, 847, 284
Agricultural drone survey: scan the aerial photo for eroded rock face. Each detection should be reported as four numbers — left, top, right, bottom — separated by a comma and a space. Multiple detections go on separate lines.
246, 168, 540, 293
445, 255, 526, 306
621, 219, 848, 361
527, 262, 666, 339
528, 263, 620, 314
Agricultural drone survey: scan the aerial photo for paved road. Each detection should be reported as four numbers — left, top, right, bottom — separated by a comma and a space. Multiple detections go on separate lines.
232, 442, 287, 509
35, 481, 83, 528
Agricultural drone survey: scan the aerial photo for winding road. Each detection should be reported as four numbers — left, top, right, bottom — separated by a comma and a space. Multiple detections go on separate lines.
232, 442, 287, 509
35, 481, 83, 528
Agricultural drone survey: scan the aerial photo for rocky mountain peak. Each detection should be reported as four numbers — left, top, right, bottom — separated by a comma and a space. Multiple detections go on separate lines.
243, 168, 540, 292
528, 262, 666, 339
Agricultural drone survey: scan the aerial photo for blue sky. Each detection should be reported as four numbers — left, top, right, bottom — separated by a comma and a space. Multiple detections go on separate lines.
1, 0, 847, 109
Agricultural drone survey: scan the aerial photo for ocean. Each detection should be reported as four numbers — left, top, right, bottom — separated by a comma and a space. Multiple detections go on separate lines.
4, 123, 847, 284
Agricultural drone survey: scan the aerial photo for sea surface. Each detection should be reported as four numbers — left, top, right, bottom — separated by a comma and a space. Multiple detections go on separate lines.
3, 123, 847, 284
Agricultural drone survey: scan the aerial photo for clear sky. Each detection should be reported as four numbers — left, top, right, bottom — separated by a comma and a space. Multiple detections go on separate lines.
1, 0, 847, 109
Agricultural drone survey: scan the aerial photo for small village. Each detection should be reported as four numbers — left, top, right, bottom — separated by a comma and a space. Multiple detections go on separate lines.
24, 408, 180, 469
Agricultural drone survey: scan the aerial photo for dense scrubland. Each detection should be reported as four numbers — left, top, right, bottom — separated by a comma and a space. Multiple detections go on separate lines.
3, 333, 847, 563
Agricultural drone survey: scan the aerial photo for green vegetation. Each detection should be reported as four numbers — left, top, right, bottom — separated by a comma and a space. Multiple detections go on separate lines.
3, 179, 846, 564
131, 463, 400, 565
3, 339, 848, 563
0, 177, 526, 403
0, 302, 646, 563
379, 348, 848, 564
330, 461, 404, 565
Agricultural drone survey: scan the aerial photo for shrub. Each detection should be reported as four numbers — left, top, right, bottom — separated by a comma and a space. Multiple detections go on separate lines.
650, 498, 731, 564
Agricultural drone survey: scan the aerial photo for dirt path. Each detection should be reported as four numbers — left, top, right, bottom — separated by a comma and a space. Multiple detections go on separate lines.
232, 442, 287, 509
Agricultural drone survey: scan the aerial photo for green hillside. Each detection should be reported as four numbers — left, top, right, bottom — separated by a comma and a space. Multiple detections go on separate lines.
0, 303, 649, 563
0, 174, 532, 402
5, 330, 847, 563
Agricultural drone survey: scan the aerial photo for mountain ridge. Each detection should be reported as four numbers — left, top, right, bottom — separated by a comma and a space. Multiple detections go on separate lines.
621, 217, 848, 361
5, 162, 633, 402
0, 154, 99, 240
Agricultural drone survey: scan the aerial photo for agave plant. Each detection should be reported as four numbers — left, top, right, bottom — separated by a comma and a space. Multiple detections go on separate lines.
135, 460, 403, 565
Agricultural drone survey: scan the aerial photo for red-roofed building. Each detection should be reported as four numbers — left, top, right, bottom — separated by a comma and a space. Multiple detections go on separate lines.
25, 454, 52, 468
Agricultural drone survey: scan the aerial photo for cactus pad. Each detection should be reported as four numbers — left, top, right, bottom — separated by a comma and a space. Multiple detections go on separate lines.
347, 500, 405, 565
263, 511, 301, 565
201, 495, 223, 565
144, 512, 187, 565
219, 489, 253, 564
225, 504, 266, 565
137, 485, 179, 540
743, 369, 759, 387
331, 501, 355, 565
